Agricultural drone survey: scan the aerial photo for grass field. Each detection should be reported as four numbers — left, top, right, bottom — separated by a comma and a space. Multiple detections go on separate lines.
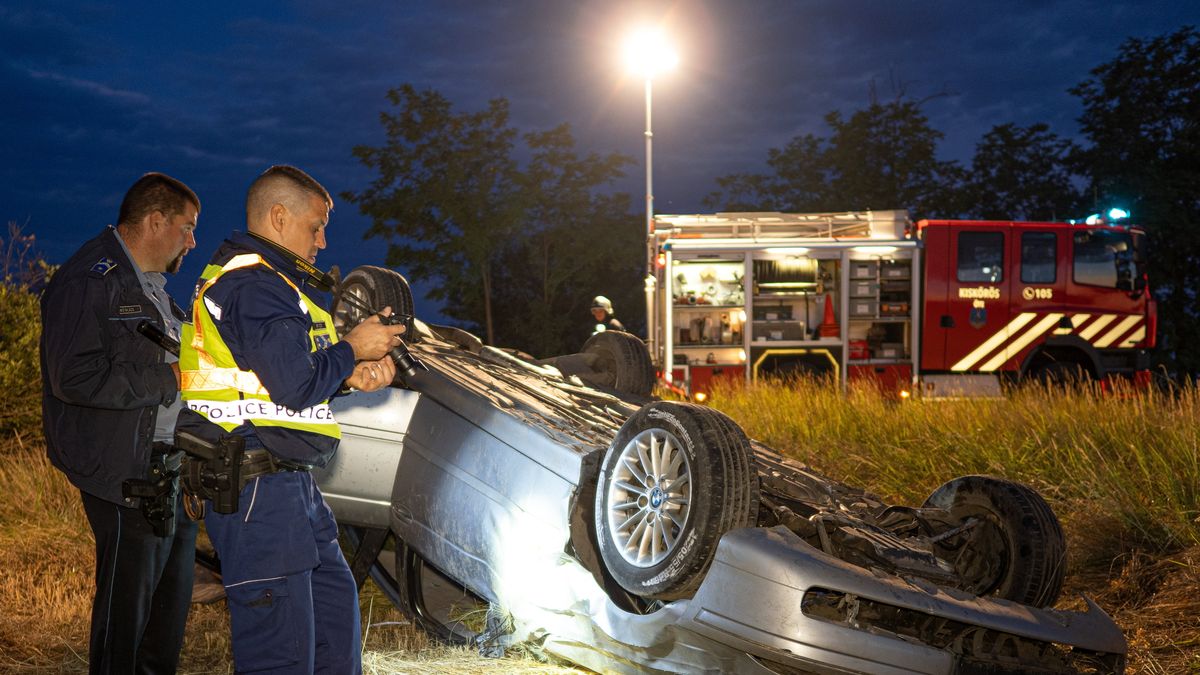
4, 379, 1200, 672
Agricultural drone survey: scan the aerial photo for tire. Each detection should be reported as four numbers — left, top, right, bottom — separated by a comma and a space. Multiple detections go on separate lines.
331, 265, 417, 343
594, 401, 759, 600
923, 475, 1066, 607
580, 330, 655, 397
341, 525, 480, 645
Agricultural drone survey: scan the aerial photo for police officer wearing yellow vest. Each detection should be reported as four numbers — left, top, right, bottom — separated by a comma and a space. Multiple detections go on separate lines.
176, 165, 399, 674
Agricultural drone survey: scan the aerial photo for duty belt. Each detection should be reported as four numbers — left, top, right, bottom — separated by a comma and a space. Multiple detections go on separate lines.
239, 449, 314, 479
176, 429, 317, 518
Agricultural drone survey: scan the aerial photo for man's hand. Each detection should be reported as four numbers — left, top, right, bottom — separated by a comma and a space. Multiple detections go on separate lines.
171, 362, 181, 389
342, 306, 407, 361
345, 356, 397, 392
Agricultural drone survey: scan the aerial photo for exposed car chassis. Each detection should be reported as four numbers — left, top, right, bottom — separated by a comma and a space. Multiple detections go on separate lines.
314, 267, 1126, 674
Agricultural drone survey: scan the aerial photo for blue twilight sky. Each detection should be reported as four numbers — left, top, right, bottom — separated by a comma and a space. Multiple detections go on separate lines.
3, 1, 1198, 318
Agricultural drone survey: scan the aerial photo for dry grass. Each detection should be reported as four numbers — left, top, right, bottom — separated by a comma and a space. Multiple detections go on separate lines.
0, 432, 581, 674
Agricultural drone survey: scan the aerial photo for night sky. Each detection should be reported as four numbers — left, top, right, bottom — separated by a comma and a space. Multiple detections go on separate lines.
4, 1, 1197, 319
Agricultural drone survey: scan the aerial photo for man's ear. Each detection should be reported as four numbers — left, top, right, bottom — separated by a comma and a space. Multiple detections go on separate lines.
145, 209, 166, 232
270, 203, 288, 235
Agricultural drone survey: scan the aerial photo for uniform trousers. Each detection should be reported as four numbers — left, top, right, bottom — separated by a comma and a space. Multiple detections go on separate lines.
80, 490, 198, 675
205, 470, 361, 675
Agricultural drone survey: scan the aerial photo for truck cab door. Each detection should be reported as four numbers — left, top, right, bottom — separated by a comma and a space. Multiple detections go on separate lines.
919, 222, 951, 370
940, 226, 1014, 373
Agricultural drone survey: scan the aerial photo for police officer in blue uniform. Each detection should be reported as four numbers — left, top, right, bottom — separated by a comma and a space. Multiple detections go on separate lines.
41, 172, 200, 674
176, 165, 399, 674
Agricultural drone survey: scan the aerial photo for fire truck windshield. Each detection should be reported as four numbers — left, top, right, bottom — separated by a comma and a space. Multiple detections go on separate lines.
1073, 229, 1135, 289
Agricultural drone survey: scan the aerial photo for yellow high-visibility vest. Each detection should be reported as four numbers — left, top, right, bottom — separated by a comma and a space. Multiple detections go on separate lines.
180, 253, 340, 439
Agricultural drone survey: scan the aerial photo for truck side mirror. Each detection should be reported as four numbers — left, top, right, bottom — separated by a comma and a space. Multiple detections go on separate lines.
1115, 259, 1135, 292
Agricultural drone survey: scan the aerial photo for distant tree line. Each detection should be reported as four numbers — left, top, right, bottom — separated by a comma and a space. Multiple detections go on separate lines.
345, 85, 641, 358
349, 27, 1199, 372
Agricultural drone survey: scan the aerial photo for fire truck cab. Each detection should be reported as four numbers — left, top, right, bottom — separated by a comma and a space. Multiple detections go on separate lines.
646, 210, 1154, 398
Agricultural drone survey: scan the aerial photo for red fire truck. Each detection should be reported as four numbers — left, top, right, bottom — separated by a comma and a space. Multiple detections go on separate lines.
646, 210, 1154, 398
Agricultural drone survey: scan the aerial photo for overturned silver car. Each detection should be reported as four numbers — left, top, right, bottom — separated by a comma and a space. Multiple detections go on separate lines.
315, 266, 1126, 674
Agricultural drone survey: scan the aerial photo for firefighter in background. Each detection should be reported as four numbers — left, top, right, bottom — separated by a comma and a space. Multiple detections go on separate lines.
591, 295, 626, 334
177, 165, 400, 674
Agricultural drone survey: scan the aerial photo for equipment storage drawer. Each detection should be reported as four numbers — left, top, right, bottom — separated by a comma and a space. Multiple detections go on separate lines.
880, 261, 911, 279
850, 280, 878, 297
850, 298, 877, 317
850, 261, 876, 279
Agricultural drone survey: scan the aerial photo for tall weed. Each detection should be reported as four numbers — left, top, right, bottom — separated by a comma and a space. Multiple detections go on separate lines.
708, 377, 1200, 558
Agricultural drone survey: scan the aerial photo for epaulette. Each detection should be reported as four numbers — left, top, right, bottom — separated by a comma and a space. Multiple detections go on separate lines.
89, 257, 118, 276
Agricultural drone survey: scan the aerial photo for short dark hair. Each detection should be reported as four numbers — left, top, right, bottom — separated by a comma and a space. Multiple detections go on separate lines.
117, 172, 200, 226
246, 165, 333, 223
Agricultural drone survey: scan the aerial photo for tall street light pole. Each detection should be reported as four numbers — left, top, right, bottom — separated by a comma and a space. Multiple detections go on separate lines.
643, 74, 654, 275
623, 28, 677, 274
623, 28, 677, 362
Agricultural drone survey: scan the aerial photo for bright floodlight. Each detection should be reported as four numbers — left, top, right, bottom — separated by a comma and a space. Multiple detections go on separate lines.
1108, 207, 1130, 220
622, 28, 678, 78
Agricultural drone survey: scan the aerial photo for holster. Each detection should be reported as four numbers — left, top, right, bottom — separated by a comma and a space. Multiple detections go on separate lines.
175, 429, 245, 515
121, 444, 182, 537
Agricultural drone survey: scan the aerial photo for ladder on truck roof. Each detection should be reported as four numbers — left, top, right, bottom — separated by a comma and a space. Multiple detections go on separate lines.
653, 210, 910, 241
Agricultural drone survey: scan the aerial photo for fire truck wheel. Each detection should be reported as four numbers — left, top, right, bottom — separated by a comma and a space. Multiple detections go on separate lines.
580, 330, 655, 397
332, 265, 418, 344
1028, 359, 1092, 388
923, 475, 1065, 608
595, 401, 759, 600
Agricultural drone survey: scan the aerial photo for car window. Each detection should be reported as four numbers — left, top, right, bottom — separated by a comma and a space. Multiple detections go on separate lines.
957, 231, 1004, 283
1021, 232, 1056, 284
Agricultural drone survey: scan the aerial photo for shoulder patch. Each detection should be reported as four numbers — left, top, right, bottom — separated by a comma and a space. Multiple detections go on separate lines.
90, 257, 117, 276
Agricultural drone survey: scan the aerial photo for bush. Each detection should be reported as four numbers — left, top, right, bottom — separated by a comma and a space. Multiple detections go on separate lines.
0, 223, 48, 440
0, 283, 42, 439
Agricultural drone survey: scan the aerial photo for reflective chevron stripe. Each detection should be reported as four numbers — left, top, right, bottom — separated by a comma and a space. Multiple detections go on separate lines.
1094, 315, 1142, 348
1053, 313, 1090, 335
1119, 326, 1146, 348
1077, 314, 1117, 341
978, 313, 1063, 371
951, 311, 1146, 372
951, 313, 1037, 371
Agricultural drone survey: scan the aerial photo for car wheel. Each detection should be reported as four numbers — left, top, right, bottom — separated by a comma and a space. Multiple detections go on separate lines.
331, 265, 417, 342
923, 475, 1066, 608
341, 525, 481, 645
580, 330, 655, 397
595, 401, 759, 600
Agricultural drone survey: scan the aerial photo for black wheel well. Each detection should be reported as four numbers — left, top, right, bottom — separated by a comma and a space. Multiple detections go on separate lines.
1020, 339, 1101, 379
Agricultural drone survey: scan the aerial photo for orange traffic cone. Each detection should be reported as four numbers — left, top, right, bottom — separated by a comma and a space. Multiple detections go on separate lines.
818, 294, 839, 338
